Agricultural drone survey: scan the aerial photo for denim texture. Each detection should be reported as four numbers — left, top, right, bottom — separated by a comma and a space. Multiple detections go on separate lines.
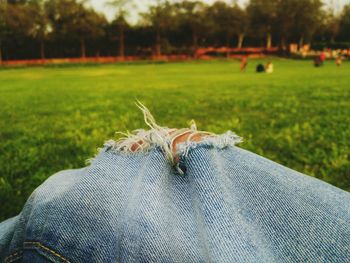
0, 145, 350, 262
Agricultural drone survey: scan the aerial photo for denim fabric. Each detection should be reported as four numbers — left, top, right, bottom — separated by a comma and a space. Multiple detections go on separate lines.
0, 145, 350, 262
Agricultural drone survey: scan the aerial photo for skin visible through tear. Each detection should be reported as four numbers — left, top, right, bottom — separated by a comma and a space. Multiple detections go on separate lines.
130, 129, 213, 163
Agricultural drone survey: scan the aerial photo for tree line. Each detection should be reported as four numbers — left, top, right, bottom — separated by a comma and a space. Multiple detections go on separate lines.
1, 0, 350, 61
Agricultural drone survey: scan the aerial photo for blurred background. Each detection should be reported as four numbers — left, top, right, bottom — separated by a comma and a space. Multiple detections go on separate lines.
0, 0, 349, 220
0, 0, 350, 60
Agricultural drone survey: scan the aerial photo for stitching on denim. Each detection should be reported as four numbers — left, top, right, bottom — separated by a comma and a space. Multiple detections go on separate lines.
88, 101, 242, 175
5, 254, 23, 263
5, 255, 23, 263
23, 241, 70, 263
5, 251, 23, 263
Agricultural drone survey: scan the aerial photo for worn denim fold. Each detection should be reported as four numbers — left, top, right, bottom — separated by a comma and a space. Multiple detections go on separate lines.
1, 143, 350, 262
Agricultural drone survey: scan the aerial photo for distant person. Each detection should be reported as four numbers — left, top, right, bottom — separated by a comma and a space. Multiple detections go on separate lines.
314, 57, 322, 67
335, 56, 342, 67
319, 51, 326, 65
256, 63, 265, 73
240, 56, 248, 72
265, 61, 274, 73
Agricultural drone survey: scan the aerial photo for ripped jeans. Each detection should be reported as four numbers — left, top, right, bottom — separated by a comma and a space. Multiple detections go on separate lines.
1, 104, 350, 263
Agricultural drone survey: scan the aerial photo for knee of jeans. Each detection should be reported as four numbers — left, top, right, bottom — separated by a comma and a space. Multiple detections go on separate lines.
89, 101, 243, 175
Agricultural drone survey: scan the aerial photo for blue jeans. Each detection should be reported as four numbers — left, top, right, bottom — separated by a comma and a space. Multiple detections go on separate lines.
1, 109, 350, 262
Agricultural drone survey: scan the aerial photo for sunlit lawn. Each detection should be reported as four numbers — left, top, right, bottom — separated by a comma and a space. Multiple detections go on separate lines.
0, 58, 349, 220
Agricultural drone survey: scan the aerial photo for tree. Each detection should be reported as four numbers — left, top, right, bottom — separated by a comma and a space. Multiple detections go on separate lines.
339, 4, 350, 41
142, 1, 177, 57
275, 0, 299, 49
0, 1, 35, 61
45, 0, 107, 58
208, 2, 235, 49
0, 1, 6, 62
247, 0, 279, 48
292, 0, 323, 46
175, 1, 208, 53
232, 5, 249, 49
248, 0, 323, 49
322, 10, 341, 44
0, 0, 334, 60
73, 7, 106, 58
112, 13, 128, 58
207, 2, 249, 50
28, 0, 50, 59
107, 0, 134, 58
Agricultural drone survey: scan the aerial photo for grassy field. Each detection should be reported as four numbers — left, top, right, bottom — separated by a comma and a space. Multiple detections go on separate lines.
0, 58, 349, 220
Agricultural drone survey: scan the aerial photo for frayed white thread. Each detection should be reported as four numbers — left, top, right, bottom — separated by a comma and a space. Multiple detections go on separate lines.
88, 102, 243, 174
175, 131, 243, 158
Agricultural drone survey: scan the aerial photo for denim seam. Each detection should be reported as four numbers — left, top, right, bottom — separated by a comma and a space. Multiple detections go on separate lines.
23, 241, 70, 263
5, 255, 22, 263
4, 250, 23, 263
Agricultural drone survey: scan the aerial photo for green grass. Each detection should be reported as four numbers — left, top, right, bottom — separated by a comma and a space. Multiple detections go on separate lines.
1, 58, 349, 220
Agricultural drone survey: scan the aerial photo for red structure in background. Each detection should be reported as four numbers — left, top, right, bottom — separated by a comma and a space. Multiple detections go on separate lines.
0, 47, 279, 67
195, 47, 279, 58
0, 55, 189, 66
